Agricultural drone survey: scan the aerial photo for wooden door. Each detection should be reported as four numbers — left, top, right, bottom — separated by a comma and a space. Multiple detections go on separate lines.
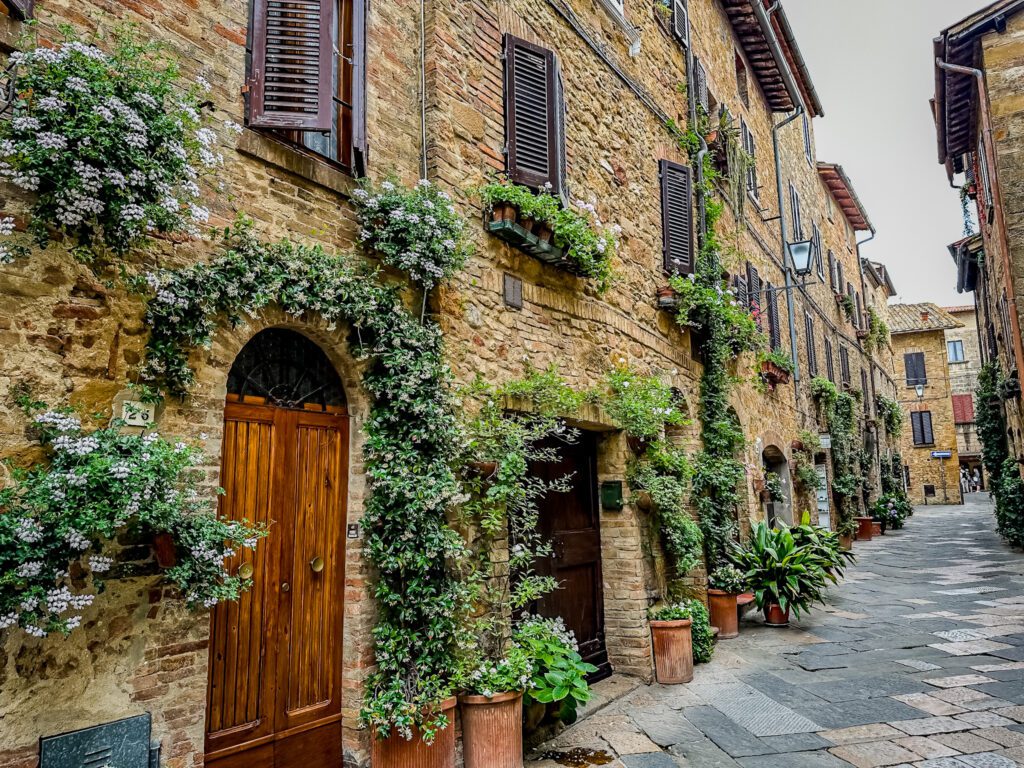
531, 433, 611, 679
206, 401, 348, 768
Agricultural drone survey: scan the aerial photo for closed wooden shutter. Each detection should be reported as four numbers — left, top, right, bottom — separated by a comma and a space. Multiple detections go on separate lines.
911, 411, 934, 445
248, 0, 335, 130
552, 57, 568, 199
766, 282, 781, 351
733, 274, 748, 309
3, 0, 32, 19
861, 368, 870, 413
824, 337, 835, 382
837, 261, 845, 294
693, 57, 709, 114
904, 352, 926, 386
747, 263, 762, 326
805, 313, 817, 376
672, 0, 690, 46
952, 394, 975, 424
660, 160, 695, 275
828, 250, 836, 291
812, 223, 823, 278
789, 184, 802, 240
840, 346, 850, 385
504, 35, 560, 191
855, 292, 863, 329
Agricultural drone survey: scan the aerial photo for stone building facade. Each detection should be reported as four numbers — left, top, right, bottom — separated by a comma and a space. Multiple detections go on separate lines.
0, 1, 900, 768
934, 0, 1024, 469
891, 304, 964, 506
944, 304, 985, 487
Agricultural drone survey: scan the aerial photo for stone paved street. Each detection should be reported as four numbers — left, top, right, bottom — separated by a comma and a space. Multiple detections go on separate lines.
529, 495, 1024, 768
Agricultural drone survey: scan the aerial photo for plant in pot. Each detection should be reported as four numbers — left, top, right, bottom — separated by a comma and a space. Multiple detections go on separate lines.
763, 469, 785, 504
757, 349, 794, 389
516, 616, 597, 728
707, 565, 746, 639
648, 598, 714, 684
604, 364, 688, 455
729, 521, 829, 627
836, 518, 857, 551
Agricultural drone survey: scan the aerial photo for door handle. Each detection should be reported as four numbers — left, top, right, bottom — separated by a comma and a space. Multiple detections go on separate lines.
310, 556, 325, 573
281, 582, 290, 593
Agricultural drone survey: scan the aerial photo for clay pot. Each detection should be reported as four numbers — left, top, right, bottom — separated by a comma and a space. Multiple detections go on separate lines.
460, 691, 523, 768
518, 216, 535, 233
656, 285, 679, 308
839, 533, 854, 551
871, 520, 883, 537
650, 618, 694, 684
468, 460, 498, 479
634, 490, 654, 513
707, 590, 739, 639
371, 697, 457, 768
764, 603, 790, 627
494, 203, 517, 223
152, 532, 177, 568
535, 224, 553, 243
855, 516, 874, 541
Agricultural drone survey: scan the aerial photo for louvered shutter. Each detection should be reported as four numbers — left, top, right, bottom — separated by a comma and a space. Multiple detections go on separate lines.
3, 0, 32, 20
504, 36, 559, 191
855, 292, 863, 329
861, 369, 870, 413
922, 411, 934, 444
672, 0, 690, 46
248, 0, 335, 130
840, 346, 850, 385
552, 57, 568, 200
351, 1, 368, 175
734, 275, 748, 309
813, 224, 823, 278
837, 261, 845, 293
904, 352, 926, 386
746, 262, 761, 316
911, 412, 924, 445
828, 250, 836, 291
824, 337, 835, 382
766, 282, 781, 351
952, 394, 975, 424
660, 160, 695, 275
693, 58, 709, 114
805, 313, 817, 376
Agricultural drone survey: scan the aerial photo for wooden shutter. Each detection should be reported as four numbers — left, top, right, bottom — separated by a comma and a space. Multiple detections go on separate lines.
693, 57, 709, 114
805, 313, 817, 376
733, 274, 748, 309
913, 411, 934, 445
351, 0, 368, 175
766, 282, 781, 351
911, 412, 923, 445
552, 57, 568, 199
824, 337, 835, 382
840, 346, 850, 385
747, 262, 762, 322
248, 0, 335, 130
837, 260, 845, 294
672, 0, 690, 46
904, 352, 926, 386
504, 35, 559, 191
828, 250, 836, 291
861, 369, 870, 413
3, 0, 32, 20
789, 184, 802, 240
813, 224, 823, 278
660, 160, 695, 275
952, 394, 975, 424
855, 292, 863, 329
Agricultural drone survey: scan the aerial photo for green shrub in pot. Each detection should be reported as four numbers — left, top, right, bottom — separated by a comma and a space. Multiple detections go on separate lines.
648, 599, 714, 663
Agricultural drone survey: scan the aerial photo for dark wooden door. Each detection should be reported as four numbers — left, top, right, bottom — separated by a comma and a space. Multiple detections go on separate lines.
532, 433, 611, 678
206, 400, 348, 768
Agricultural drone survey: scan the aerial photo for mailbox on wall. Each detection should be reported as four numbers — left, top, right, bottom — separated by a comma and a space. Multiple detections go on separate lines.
40, 713, 160, 768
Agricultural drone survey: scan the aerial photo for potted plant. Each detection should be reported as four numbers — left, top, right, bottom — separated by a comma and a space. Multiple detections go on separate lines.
730, 521, 831, 627
707, 565, 746, 639
763, 470, 785, 504
758, 349, 794, 388
648, 598, 713, 683
370, 697, 458, 768
855, 514, 874, 541
656, 285, 680, 309
837, 519, 856, 551
457, 650, 530, 768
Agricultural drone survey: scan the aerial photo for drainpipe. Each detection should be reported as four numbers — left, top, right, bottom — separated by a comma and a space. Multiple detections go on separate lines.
856, 229, 880, 492
937, 58, 1024, 384
772, 107, 804, 406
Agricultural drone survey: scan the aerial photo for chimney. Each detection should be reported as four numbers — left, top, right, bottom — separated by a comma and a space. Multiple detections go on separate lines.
920, 309, 930, 322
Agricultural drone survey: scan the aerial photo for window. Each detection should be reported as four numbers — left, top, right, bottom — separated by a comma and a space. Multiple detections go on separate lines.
812, 223, 823, 279
247, 0, 366, 173
855, 292, 863, 330
671, 0, 690, 47
947, 339, 966, 363
911, 411, 935, 446
693, 57, 709, 114
766, 282, 781, 351
740, 120, 758, 200
733, 272, 749, 308
827, 250, 837, 292
746, 262, 762, 328
824, 336, 835, 383
504, 35, 565, 195
805, 313, 817, 376
861, 368, 870, 415
904, 352, 927, 386
802, 113, 812, 164
789, 183, 803, 240
660, 160, 695, 275
978, 135, 993, 224
735, 52, 749, 107
836, 260, 845, 295
839, 345, 851, 386
1, 0, 32, 19
952, 393, 975, 424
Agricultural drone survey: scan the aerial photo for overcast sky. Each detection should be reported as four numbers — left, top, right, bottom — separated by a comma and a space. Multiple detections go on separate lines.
784, 0, 979, 308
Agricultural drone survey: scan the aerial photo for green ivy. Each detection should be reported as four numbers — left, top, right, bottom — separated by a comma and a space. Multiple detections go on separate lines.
877, 394, 903, 437
976, 361, 1024, 547
862, 307, 890, 356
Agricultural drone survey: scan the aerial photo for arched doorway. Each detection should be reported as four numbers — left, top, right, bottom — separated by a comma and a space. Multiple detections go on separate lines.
205, 329, 349, 768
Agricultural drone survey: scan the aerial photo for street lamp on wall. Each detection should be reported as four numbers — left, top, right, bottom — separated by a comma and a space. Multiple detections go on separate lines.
787, 239, 815, 280
915, 383, 925, 400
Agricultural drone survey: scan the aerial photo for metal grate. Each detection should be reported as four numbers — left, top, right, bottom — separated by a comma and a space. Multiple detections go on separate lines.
40, 714, 157, 768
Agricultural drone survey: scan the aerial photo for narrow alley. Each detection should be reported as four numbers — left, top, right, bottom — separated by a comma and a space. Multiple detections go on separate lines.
530, 496, 1024, 768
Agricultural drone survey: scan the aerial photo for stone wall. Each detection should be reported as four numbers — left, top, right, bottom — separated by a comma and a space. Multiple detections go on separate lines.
945, 307, 983, 466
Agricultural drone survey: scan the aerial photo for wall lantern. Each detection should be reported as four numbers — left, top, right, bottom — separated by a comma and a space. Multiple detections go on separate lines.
600, 480, 624, 511
915, 383, 925, 400
787, 239, 815, 277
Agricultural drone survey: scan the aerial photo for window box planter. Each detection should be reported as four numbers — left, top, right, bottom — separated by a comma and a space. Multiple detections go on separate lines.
760, 361, 791, 388
856, 328, 870, 340
486, 211, 573, 271
656, 285, 680, 310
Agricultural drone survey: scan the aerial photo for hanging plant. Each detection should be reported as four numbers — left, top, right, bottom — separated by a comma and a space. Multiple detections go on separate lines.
0, 408, 263, 637
0, 28, 227, 260
604, 363, 688, 443
876, 394, 903, 437
862, 307, 890, 355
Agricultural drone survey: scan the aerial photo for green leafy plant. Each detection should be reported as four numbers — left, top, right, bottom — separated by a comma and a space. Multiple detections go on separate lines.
871, 493, 910, 531
976, 362, 1024, 547
792, 431, 821, 491
668, 273, 765, 355
758, 348, 795, 375
0, 408, 264, 637
810, 376, 839, 412
839, 294, 855, 320
863, 307, 890, 355
877, 395, 903, 437
763, 470, 784, 503
604, 365, 688, 441
515, 616, 597, 724
708, 565, 746, 594
352, 178, 472, 293
0, 28, 226, 260
648, 599, 714, 663
789, 518, 856, 579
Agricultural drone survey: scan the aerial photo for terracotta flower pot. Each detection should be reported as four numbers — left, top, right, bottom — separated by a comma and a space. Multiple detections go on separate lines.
152, 532, 177, 568
460, 691, 523, 768
634, 490, 654, 512
855, 516, 874, 541
468, 460, 498, 479
518, 216, 535, 233
764, 603, 790, 627
650, 618, 693, 684
871, 520, 883, 537
371, 697, 457, 768
534, 224, 553, 243
494, 203, 517, 223
656, 285, 679, 309
839, 533, 854, 551
707, 590, 739, 639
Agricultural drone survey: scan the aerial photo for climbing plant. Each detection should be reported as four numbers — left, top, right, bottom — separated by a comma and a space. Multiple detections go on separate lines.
862, 308, 890, 356
976, 361, 1024, 547
137, 189, 475, 741
876, 394, 903, 437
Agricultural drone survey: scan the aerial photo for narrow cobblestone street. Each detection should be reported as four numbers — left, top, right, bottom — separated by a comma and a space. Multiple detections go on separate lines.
530, 496, 1024, 768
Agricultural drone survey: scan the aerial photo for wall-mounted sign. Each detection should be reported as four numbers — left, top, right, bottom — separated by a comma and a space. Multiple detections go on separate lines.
818, 433, 832, 449
120, 400, 156, 428
931, 450, 953, 459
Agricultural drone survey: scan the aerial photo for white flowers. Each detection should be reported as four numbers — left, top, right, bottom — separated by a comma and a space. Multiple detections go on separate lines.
11, 116, 40, 132
66, 528, 90, 550
16, 561, 43, 578
88, 555, 113, 572
16, 518, 44, 543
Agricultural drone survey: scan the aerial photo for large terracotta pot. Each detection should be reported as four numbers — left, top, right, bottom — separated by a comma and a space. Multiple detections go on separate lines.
650, 618, 694, 684
152, 532, 177, 568
459, 691, 523, 768
371, 697, 457, 768
764, 603, 790, 627
871, 520, 883, 536
855, 516, 874, 541
707, 590, 739, 639
839, 533, 854, 551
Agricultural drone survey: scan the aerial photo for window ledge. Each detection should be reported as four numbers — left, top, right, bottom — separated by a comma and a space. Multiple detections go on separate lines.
236, 129, 356, 199
595, 0, 642, 56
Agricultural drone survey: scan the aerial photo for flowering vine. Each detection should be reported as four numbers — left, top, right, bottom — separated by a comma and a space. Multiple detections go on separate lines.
0, 408, 262, 637
0, 29, 230, 260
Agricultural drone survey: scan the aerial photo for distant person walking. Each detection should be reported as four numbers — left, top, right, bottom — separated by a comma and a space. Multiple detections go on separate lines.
960, 468, 970, 495
972, 468, 982, 493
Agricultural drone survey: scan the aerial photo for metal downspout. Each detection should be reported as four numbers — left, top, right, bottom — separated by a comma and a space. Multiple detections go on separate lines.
856, 229, 879, 492
772, 107, 804, 406
937, 57, 1024, 383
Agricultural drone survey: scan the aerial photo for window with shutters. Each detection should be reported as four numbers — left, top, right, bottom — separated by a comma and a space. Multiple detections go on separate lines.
952, 394, 975, 424
766, 282, 781, 351
802, 113, 812, 165
904, 352, 927, 386
246, 0, 365, 173
693, 57, 709, 115
911, 411, 934, 446
828, 250, 837, 292
805, 313, 817, 376
947, 339, 965, 363
812, 223, 823, 279
660, 160, 695, 276
978, 136, 993, 224
855, 292, 863, 330
839, 345, 851, 386
672, 0, 690, 47
504, 36, 565, 195
824, 337, 835, 382
837, 260, 845, 295
735, 52, 749, 107
733, 274, 749, 309
861, 368, 870, 414
740, 120, 758, 201
1, 0, 32, 20
747, 262, 763, 328
789, 183, 803, 240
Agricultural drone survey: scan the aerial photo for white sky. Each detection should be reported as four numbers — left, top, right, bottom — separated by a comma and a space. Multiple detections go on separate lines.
784, 0, 980, 308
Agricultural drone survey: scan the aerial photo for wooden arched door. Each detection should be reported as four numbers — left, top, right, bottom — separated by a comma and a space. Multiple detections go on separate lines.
205, 330, 348, 768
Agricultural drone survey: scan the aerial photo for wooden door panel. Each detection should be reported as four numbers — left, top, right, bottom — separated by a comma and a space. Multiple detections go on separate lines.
207, 410, 279, 749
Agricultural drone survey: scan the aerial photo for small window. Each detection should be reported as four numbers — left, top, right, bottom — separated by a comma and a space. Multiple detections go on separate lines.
741, 119, 758, 200
735, 52, 749, 107
824, 337, 835, 383
789, 183, 803, 240
911, 411, 934, 446
947, 339, 966, 363
802, 113, 812, 165
904, 351, 927, 386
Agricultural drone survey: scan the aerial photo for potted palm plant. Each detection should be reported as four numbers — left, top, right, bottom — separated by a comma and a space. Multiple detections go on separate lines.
707, 565, 746, 639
